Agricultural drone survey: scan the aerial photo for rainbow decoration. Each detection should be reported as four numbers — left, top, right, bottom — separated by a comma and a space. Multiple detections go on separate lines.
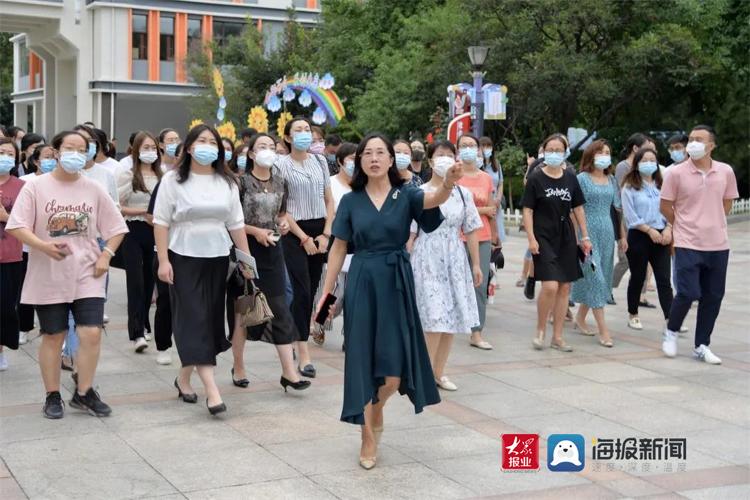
264, 72, 346, 126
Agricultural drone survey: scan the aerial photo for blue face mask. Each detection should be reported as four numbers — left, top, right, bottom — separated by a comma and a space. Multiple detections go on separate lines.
564, 147, 571, 160
638, 161, 658, 177
224, 150, 233, 162
594, 155, 611, 170
343, 160, 355, 177
483, 149, 492, 159
87, 142, 97, 161
0, 156, 15, 174
326, 153, 336, 164
237, 156, 247, 171
292, 131, 313, 151
669, 149, 685, 163
544, 152, 565, 168
192, 144, 219, 166
165, 143, 179, 157
395, 153, 411, 170
40, 158, 57, 173
459, 147, 478, 163
59, 151, 87, 173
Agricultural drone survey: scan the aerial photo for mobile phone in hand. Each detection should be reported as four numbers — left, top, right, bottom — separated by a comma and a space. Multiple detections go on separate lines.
315, 293, 337, 325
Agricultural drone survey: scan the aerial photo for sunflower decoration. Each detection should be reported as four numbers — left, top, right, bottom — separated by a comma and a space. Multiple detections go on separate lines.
188, 118, 204, 130
212, 67, 224, 98
276, 111, 293, 138
215, 121, 237, 143
247, 106, 269, 133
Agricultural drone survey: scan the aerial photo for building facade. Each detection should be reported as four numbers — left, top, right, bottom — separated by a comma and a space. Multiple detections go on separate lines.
2, 0, 320, 141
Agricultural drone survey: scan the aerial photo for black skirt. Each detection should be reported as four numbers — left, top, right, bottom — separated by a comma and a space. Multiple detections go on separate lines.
169, 251, 231, 366
532, 217, 583, 283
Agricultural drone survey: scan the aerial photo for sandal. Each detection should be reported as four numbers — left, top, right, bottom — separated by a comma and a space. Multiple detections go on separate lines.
599, 337, 614, 348
311, 325, 325, 346
470, 340, 493, 350
532, 331, 545, 350
573, 319, 596, 336
550, 340, 573, 352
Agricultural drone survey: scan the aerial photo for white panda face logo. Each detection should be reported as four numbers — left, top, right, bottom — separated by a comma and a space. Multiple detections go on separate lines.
551, 439, 582, 466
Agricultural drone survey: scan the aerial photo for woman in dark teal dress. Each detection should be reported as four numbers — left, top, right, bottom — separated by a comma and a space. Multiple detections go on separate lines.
317, 133, 463, 470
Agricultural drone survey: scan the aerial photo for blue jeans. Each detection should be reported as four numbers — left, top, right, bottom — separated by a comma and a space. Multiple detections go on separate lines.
63, 239, 108, 357
667, 248, 729, 348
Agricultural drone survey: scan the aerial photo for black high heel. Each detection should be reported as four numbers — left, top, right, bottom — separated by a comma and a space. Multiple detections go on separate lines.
231, 368, 249, 388
207, 398, 226, 415
174, 378, 198, 403
280, 376, 311, 392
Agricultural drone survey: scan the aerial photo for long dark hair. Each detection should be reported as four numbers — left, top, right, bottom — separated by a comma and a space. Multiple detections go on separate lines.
350, 133, 405, 191
20, 133, 45, 165
619, 132, 652, 162
479, 136, 498, 172
175, 124, 234, 186
622, 148, 662, 190
245, 133, 274, 172
131, 131, 163, 192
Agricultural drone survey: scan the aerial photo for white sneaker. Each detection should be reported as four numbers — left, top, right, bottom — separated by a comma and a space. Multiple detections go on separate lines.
437, 376, 458, 391
694, 345, 721, 364
134, 337, 148, 353
662, 329, 678, 358
628, 317, 643, 330
18, 331, 29, 345
0, 352, 7, 371
103, 314, 110, 324
679, 326, 689, 335
144, 332, 153, 342
156, 350, 172, 365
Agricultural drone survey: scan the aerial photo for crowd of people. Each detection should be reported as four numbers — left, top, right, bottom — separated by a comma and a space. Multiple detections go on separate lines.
0, 119, 739, 469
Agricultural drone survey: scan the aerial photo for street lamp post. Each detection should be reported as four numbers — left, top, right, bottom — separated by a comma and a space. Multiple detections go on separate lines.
468, 45, 489, 138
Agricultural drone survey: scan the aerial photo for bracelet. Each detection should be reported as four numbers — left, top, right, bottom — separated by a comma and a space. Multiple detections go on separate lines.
102, 246, 116, 257
581, 237, 591, 241
300, 236, 311, 247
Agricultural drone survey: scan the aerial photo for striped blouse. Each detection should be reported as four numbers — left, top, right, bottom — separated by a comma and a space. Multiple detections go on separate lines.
276, 154, 330, 221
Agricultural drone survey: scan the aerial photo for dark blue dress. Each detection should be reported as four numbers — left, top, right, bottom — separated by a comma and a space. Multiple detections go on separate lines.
333, 184, 443, 425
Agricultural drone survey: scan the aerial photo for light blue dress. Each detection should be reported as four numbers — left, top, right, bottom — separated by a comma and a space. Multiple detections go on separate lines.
571, 172, 620, 308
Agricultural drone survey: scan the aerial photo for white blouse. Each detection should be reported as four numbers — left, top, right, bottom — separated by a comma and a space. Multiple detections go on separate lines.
117, 169, 159, 222
152, 170, 244, 258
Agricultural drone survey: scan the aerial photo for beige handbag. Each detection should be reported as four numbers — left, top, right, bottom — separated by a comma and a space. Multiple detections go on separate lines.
236, 281, 274, 327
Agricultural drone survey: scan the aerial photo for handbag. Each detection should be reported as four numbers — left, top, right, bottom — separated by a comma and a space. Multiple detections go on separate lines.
491, 247, 505, 269
236, 280, 274, 327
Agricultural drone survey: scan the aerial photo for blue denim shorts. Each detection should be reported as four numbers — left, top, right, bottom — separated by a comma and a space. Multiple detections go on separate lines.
36, 298, 105, 334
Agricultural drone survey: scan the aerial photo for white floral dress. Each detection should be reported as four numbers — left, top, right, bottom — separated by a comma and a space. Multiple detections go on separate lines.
411, 185, 483, 334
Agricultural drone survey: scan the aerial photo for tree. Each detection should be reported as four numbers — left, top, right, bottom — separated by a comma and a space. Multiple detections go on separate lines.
0, 33, 14, 127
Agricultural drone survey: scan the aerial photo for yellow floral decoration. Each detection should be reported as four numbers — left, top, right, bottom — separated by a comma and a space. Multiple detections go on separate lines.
216, 122, 236, 143
188, 119, 204, 130
212, 67, 224, 97
277, 112, 293, 138
247, 106, 269, 133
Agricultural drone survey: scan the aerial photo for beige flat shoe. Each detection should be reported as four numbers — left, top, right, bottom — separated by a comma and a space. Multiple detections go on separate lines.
470, 340, 493, 350
532, 331, 545, 350
359, 456, 377, 470
550, 341, 573, 352
573, 320, 596, 336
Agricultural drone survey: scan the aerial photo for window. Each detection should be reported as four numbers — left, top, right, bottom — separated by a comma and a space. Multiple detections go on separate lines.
131, 12, 148, 80
187, 16, 202, 51
213, 18, 245, 48
160, 14, 175, 81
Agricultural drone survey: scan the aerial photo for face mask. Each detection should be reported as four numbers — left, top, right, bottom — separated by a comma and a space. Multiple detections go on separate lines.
638, 161, 658, 177
459, 147, 478, 163
237, 156, 247, 171
343, 160, 355, 177
255, 149, 277, 168
326, 153, 336, 164
411, 150, 424, 162
0, 156, 14, 174
483, 148, 492, 159
669, 149, 685, 163
564, 147, 571, 160
165, 143, 178, 157
432, 156, 454, 178
686, 141, 707, 160
87, 142, 96, 161
292, 131, 313, 151
224, 151, 233, 162
594, 155, 611, 170
40, 158, 57, 173
395, 153, 411, 170
139, 151, 158, 164
544, 152, 565, 168
192, 144, 218, 166
59, 151, 87, 173
309, 141, 325, 155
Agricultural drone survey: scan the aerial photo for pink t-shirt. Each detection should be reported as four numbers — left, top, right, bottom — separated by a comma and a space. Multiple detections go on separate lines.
6, 174, 128, 304
457, 171, 495, 242
0, 176, 25, 263
660, 158, 738, 251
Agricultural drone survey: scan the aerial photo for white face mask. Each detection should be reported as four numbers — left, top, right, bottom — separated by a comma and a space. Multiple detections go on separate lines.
686, 141, 707, 160
432, 156, 454, 178
254, 149, 277, 168
139, 151, 158, 164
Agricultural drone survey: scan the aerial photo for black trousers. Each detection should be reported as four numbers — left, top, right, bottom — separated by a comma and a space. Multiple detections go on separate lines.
282, 218, 326, 342
1, 261, 23, 349
121, 221, 155, 341
626, 229, 673, 319
17, 252, 34, 332
152, 254, 173, 352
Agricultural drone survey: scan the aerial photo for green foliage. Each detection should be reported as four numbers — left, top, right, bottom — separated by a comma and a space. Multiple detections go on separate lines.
0, 33, 13, 127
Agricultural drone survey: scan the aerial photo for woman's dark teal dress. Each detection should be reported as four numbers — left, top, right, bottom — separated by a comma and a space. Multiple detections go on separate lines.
333, 184, 443, 425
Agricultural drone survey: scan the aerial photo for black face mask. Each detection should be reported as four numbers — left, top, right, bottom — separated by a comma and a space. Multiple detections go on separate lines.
411, 150, 424, 162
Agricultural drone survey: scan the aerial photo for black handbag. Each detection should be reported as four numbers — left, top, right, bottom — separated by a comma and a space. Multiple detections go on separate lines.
491, 247, 505, 269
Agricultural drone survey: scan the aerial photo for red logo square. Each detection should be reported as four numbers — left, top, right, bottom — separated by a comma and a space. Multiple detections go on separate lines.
501, 433, 540, 471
